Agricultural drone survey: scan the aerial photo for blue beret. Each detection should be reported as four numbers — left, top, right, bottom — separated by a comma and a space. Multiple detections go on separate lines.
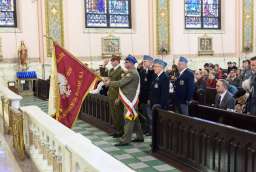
153, 58, 167, 68
125, 54, 137, 64
143, 55, 153, 61
178, 56, 188, 64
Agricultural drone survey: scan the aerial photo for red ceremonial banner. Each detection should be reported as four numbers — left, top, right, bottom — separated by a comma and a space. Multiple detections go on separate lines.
53, 42, 97, 128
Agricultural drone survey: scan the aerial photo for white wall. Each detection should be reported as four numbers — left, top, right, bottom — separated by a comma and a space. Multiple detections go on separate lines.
171, 0, 236, 56
63, 0, 150, 58
0, 0, 40, 60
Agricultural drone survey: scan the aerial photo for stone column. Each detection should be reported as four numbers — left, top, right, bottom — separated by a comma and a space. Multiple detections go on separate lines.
242, 0, 254, 52
0, 37, 3, 62
155, 0, 170, 55
45, 0, 64, 57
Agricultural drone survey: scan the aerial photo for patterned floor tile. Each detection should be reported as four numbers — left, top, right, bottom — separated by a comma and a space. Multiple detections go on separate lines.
102, 146, 120, 152
122, 158, 139, 164
137, 167, 159, 172
114, 154, 133, 160
128, 162, 149, 170
153, 164, 176, 171
93, 141, 109, 146
146, 160, 165, 167
137, 156, 157, 162
124, 148, 142, 154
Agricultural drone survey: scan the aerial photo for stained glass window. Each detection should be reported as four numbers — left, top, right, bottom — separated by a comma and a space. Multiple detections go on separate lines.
185, 0, 221, 29
0, 0, 17, 27
85, 0, 131, 28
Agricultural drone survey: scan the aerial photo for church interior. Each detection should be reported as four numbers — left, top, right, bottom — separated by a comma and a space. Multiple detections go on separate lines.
0, 0, 256, 172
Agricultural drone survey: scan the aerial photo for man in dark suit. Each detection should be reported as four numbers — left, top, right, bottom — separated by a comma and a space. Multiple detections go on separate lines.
138, 55, 155, 134
149, 58, 169, 110
174, 56, 195, 115
148, 58, 169, 135
247, 56, 256, 115
215, 79, 235, 110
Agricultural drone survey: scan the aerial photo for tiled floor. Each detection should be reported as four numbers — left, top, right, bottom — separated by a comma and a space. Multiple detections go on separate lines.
21, 96, 180, 172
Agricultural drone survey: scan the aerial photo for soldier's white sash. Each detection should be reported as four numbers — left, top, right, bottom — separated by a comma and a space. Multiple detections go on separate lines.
119, 81, 140, 121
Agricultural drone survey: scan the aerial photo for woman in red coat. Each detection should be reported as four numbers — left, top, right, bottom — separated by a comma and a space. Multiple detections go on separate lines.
206, 71, 217, 88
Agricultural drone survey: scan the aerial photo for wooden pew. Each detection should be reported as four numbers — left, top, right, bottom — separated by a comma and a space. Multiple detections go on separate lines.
79, 94, 114, 133
33, 79, 50, 100
195, 88, 217, 106
189, 102, 256, 132
152, 108, 256, 172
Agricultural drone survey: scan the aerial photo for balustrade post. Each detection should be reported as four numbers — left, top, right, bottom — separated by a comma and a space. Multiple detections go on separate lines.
0, 96, 6, 134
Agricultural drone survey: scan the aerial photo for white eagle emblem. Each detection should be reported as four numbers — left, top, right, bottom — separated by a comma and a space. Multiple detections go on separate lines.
58, 73, 72, 98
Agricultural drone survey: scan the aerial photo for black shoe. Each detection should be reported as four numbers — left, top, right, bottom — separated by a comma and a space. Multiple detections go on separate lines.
114, 142, 130, 146
109, 132, 117, 136
143, 130, 149, 134
112, 133, 123, 138
145, 132, 152, 136
132, 138, 144, 143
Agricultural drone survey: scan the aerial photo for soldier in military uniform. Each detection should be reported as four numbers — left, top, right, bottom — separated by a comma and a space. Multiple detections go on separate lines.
99, 55, 124, 137
104, 55, 144, 146
138, 55, 155, 135
174, 56, 195, 115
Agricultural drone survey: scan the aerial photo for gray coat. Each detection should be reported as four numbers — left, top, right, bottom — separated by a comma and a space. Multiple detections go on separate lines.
215, 91, 236, 110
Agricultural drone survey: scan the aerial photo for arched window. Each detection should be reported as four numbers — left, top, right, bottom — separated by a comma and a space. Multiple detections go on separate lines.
185, 0, 221, 29
0, 0, 17, 27
85, 0, 131, 28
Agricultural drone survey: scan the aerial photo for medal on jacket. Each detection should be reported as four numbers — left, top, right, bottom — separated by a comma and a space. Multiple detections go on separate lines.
144, 77, 148, 82
180, 80, 184, 86
154, 83, 159, 88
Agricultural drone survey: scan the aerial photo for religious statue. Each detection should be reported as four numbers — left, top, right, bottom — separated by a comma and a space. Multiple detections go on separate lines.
18, 41, 28, 71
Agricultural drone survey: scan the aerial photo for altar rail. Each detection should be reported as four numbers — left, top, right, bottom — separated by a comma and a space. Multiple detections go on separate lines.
21, 106, 134, 172
152, 109, 256, 172
0, 85, 22, 134
79, 94, 114, 133
0, 85, 25, 159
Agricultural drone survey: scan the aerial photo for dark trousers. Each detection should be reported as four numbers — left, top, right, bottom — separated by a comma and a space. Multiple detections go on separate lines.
175, 103, 189, 116
141, 103, 152, 133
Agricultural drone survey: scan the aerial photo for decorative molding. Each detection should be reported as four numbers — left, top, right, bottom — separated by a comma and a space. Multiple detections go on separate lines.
45, 0, 64, 57
242, 0, 254, 52
156, 0, 170, 55
0, 58, 40, 64
172, 53, 237, 58
198, 36, 214, 56
102, 34, 120, 58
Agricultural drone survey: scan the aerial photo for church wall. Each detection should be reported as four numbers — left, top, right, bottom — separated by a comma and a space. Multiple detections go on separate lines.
63, 0, 150, 58
0, 0, 40, 61
171, 0, 236, 58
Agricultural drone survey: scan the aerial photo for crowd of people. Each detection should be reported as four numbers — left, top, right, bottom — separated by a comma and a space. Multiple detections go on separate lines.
193, 58, 256, 114
90, 54, 256, 146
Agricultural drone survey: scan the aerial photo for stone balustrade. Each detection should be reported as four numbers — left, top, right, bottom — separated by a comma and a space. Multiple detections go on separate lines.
21, 106, 134, 172
0, 85, 23, 134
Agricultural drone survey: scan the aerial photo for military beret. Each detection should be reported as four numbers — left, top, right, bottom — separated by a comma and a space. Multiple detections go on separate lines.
143, 55, 153, 61
125, 54, 137, 64
153, 58, 167, 68
178, 56, 188, 64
